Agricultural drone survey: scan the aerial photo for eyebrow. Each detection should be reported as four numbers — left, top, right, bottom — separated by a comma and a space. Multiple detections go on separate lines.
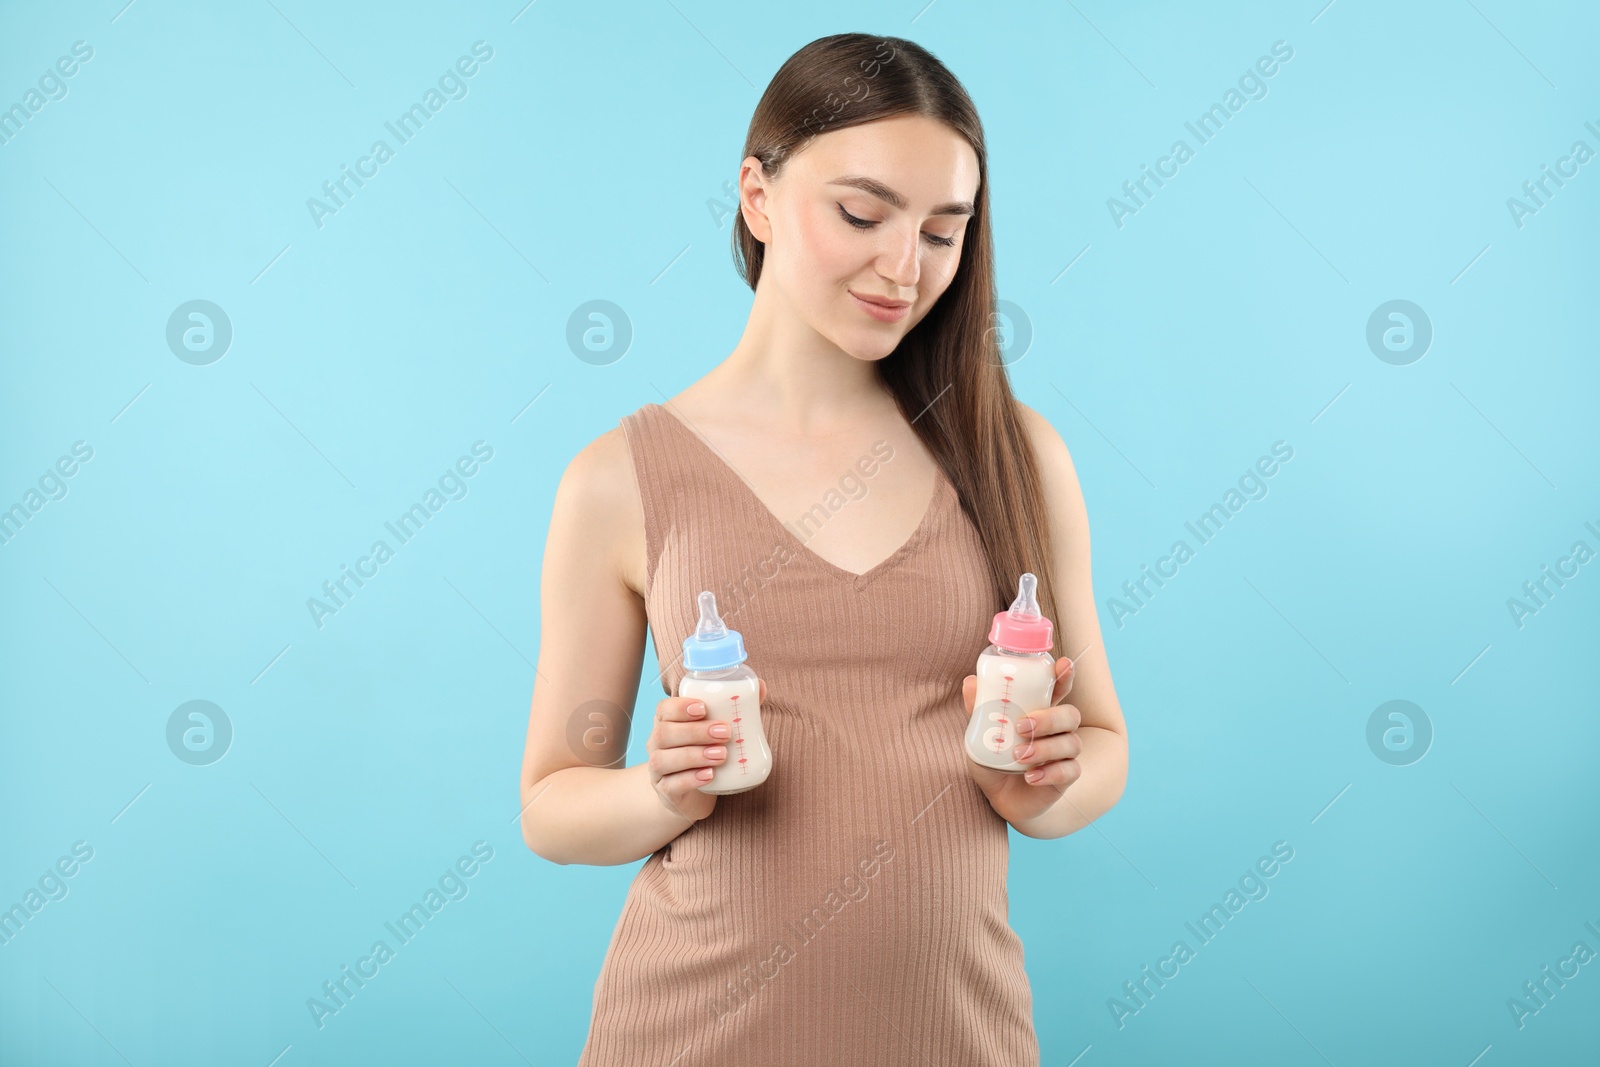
827, 174, 975, 217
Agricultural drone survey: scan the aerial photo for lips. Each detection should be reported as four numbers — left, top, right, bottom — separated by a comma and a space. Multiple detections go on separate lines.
850, 291, 910, 308
850, 291, 911, 323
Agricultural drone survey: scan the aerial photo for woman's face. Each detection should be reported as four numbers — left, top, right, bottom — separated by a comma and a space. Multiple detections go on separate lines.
742, 113, 981, 361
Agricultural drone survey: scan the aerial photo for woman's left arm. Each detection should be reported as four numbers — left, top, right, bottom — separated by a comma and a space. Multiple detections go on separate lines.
963, 403, 1129, 839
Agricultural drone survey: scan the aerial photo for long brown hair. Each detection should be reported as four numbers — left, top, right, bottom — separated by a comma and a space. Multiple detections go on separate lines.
731, 33, 1062, 660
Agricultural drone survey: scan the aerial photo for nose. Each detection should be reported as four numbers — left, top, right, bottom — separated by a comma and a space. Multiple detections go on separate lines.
877, 219, 922, 293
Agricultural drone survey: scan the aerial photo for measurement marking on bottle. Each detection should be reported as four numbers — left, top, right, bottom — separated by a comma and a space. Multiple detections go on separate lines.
729, 693, 748, 774
987, 674, 1018, 753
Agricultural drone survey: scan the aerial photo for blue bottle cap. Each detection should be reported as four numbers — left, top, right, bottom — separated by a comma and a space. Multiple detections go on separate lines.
681, 590, 747, 671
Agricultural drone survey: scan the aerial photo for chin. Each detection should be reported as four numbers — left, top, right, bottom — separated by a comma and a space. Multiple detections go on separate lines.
837, 332, 901, 363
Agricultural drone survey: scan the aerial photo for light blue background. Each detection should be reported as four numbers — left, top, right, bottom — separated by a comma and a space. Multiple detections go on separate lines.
2, 1, 1597, 1064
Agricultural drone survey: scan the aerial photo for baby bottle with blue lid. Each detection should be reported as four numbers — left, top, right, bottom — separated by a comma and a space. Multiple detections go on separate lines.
679, 590, 771, 794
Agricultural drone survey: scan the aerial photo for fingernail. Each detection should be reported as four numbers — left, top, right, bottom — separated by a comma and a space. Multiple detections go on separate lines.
1025, 770, 1043, 783
1014, 744, 1034, 760
1018, 718, 1034, 735
709, 723, 729, 738
706, 746, 726, 759
690, 702, 706, 716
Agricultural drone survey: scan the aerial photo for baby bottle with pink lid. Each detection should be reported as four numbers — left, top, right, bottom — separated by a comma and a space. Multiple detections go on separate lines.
965, 572, 1057, 773
678, 590, 772, 794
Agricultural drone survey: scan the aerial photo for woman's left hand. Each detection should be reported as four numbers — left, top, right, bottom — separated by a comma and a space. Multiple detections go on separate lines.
963, 656, 1081, 826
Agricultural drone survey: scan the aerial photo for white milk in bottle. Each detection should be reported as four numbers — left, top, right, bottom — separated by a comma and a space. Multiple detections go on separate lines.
965, 572, 1057, 773
679, 590, 772, 794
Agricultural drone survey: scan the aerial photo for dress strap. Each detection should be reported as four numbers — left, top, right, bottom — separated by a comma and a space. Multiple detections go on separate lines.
618, 403, 707, 598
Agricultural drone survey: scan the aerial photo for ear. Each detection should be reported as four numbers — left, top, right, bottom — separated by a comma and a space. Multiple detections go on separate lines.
740, 156, 774, 243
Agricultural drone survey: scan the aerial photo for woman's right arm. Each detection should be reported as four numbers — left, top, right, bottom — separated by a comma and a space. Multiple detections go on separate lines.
517, 427, 722, 866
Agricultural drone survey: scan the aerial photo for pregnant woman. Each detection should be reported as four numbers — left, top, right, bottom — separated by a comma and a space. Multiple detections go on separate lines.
519, 33, 1129, 1066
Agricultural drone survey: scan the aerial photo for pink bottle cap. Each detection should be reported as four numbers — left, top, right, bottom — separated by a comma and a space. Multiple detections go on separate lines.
989, 572, 1053, 653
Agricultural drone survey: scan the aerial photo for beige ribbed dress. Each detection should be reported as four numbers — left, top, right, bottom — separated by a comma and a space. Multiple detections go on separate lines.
577, 402, 1039, 1066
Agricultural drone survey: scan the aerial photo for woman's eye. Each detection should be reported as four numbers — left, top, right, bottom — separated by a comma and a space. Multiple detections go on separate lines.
837, 204, 959, 248
837, 205, 875, 230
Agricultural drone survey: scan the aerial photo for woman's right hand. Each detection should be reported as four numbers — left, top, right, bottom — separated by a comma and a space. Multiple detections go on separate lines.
646, 679, 766, 822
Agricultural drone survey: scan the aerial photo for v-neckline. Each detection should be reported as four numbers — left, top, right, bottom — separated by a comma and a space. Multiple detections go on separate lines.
650, 402, 949, 588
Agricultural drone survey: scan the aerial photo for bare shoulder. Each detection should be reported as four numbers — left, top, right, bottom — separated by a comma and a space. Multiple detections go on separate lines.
550, 423, 647, 598
1014, 400, 1087, 532
1015, 400, 1066, 461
